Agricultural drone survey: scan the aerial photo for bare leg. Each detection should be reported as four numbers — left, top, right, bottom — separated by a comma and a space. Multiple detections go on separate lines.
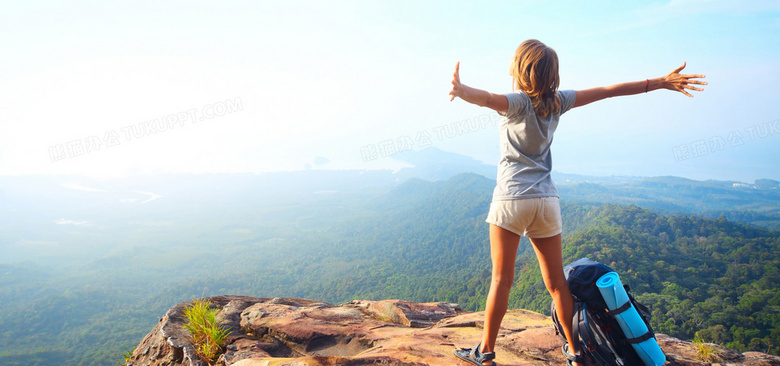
480, 224, 520, 362
529, 233, 582, 366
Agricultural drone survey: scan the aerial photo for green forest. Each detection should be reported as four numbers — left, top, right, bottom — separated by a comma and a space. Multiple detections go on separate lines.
0, 173, 779, 365
511, 204, 780, 355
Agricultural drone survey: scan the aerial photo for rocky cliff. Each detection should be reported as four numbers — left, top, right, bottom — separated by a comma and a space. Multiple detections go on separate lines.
127, 296, 780, 366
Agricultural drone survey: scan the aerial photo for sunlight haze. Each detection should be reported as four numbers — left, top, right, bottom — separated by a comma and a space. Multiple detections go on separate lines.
1, 0, 778, 181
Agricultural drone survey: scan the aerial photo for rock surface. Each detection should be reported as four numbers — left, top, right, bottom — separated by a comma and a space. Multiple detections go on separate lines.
128, 296, 780, 366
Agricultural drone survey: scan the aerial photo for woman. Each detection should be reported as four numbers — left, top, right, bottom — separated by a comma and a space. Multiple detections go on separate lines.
449, 39, 706, 366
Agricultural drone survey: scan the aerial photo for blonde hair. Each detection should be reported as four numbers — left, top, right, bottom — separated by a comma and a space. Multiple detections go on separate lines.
510, 39, 561, 118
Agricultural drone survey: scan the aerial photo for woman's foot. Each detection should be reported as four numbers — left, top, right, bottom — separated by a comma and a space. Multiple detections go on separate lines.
454, 343, 496, 366
479, 344, 494, 365
562, 344, 585, 366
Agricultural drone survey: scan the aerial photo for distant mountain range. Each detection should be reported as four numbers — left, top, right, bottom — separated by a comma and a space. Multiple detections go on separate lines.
390, 147, 780, 229
2, 148, 778, 266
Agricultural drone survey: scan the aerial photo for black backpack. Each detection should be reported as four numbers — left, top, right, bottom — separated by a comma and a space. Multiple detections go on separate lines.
551, 258, 660, 366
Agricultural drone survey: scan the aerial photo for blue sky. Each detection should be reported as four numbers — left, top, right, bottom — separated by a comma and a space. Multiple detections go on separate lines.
1, 1, 778, 181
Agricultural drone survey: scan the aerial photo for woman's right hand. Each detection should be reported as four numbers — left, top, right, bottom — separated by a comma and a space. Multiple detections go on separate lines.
661, 62, 707, 97
449, 61, 463, 101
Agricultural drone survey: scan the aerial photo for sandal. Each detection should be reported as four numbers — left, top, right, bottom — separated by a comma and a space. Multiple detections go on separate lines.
562, 343, 585, 366
454, 342, 496, 366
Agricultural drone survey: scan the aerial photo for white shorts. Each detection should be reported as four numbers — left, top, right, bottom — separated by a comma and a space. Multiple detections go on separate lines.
485, 197, 562, 238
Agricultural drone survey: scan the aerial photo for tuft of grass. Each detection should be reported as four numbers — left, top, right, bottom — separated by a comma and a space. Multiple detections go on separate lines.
692, 335, 719, 363
182, 299, 232, 364
119, 346, 134, 365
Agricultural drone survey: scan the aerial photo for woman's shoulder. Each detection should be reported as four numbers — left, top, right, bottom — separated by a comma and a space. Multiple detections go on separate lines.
558, 89, 576, 98
507, 90, 529, 98
502, 90, 531, 118
505, 90, 532, 106
557, 90, 577, 114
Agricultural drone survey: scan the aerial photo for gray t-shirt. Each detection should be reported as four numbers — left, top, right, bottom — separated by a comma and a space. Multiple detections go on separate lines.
492, 89, 577, 201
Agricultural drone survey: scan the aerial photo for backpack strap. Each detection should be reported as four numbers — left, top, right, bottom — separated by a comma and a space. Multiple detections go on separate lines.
577, 304, 597, 352
607, 292, 657, 345
576, 303, 591, 345
607, 301, 632, 316
572, 300, 582, 342
579, 303, 623, 366
626, 331, 655, 344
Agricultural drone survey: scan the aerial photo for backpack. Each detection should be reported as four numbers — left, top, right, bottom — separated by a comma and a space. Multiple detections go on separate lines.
551, 258, 665, 366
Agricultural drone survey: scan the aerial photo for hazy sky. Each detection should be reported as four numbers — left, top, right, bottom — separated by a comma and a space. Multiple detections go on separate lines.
1, 1, 778, 181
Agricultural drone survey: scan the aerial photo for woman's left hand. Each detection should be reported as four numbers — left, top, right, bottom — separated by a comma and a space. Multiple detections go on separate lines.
662, 62, 707, 97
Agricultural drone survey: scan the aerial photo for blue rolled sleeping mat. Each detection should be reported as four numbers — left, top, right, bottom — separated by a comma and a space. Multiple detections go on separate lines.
596, 272, 666, 366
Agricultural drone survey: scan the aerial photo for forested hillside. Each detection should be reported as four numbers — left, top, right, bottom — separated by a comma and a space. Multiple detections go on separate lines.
511, 204, 780, 355
0, 173, 778, 365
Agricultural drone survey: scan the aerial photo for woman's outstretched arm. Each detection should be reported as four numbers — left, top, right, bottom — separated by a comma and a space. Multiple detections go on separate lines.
573, 62, 707, 108
449, 61, 509, 114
